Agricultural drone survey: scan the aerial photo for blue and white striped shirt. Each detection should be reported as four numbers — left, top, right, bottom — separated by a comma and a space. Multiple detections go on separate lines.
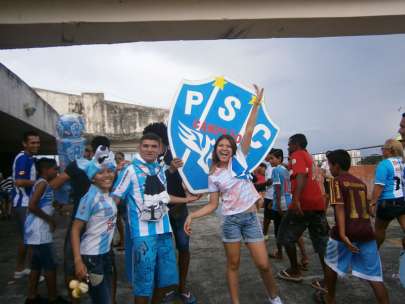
112, 154, 171, 238
12, 151, 36, 207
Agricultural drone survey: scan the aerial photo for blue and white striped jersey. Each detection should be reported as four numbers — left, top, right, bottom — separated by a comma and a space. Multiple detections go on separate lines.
75, 184, 117, 255
24, 178, 54, 244
12, 151, 36, 207
112, 154, 171, 238
375, 157, 404, 200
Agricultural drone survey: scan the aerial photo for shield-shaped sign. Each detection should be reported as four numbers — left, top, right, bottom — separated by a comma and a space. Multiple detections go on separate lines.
168, 76, 279, 194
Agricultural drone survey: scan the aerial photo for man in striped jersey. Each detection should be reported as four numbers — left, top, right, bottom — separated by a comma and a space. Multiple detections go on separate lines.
12, 131, 40, 279
112, 132, 200, 304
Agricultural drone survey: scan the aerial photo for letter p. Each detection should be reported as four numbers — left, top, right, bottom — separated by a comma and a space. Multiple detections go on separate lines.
185, 91, 203, 115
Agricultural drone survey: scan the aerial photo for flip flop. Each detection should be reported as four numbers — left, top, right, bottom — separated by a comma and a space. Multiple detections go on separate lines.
313, 290, 327, 304
311, 279, 328, 293
277, 270, 303, 282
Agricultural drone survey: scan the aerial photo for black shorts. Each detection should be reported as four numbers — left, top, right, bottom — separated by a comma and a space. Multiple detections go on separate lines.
263, 198, 273, 220
12, 206, 27, 240
377, 198, 405, 221
277, 210, 329, 255
31, 243, 57, 272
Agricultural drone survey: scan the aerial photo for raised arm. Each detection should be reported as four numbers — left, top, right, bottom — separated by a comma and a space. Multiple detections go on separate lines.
241, 84, 264, 155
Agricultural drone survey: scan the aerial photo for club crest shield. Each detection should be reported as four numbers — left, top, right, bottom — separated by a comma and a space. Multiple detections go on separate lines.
168, 77, 279, 194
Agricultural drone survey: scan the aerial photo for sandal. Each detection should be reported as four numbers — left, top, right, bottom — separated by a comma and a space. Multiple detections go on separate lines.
311, 279, 328, 293
313, 290, 327, 304
277, 270, 303, 282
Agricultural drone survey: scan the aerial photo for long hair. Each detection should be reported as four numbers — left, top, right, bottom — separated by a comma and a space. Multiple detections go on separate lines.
210, 134, 237, 173
383, 139, 404, 160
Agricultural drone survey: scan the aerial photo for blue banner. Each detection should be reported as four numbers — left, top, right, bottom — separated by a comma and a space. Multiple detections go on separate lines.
168, 77, 279, 193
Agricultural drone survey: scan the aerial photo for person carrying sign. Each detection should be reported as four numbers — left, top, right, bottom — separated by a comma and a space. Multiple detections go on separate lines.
112, 132, 200, 304
184, 85, 283, 304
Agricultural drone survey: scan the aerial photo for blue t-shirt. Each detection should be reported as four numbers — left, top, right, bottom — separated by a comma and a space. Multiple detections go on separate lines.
375, 157, 404, 201
271, 165, 292, 211
12, 151, 36, 207
75, 184, 117, 255
112, 154, 171, 238
24, 178, 54, 245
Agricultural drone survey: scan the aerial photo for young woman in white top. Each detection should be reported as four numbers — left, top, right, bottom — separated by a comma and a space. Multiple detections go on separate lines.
184, 85, 282, 304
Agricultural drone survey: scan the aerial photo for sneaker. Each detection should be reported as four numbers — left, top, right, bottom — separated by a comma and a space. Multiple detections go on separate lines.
14, 268, 31, 279
267, 296, 283, 304
162, 290, 179, 303
39, 275, 45, 283
180, 291, 196, 304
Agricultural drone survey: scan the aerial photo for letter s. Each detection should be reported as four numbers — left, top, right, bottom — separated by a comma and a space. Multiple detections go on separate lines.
218, 96, 241, 121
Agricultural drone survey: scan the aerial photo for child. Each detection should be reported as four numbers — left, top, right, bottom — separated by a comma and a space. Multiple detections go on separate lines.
184, 85, 282, 304
253, 163, 267, 194
316, 149, 389, 304
71, 149, 117, 304
24, 158, 67, 304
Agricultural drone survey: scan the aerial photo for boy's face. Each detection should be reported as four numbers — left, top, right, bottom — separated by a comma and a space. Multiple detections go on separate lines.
93, 168, 115, 191
328, 161, 340, 177
23, 135, 40, 155
139, 139, 160, 163
268, 154, 280, 167
46, 166, 58, 180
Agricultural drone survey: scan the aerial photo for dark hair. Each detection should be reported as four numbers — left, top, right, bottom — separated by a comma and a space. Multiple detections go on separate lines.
115, 151, 124, 158
212, 135, 237, 165
143, 122, 168, 146
326, 149, 351, 171
269, 148, 283, 160
402, 112, 405, 118
258, 163, 267, 169
289, 134, 308, 149
140, 132, 161, 144
23, 131, 39, 142
91, 136, 110, 152
36, 158, 57, 175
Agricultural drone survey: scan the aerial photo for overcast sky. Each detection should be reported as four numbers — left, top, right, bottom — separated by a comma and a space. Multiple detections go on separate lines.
1, 34, 405, 154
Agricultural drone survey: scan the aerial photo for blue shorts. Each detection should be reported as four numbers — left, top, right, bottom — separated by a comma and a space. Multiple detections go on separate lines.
30, 243, 57, 272
222, 212, 264, 243
169, 206, 190, 252
324, 238, 383, 282
131, 233, 179, 297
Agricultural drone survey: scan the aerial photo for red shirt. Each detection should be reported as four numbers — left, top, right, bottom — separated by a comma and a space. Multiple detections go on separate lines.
330, 173, 375, 242
289, 150, 325, 211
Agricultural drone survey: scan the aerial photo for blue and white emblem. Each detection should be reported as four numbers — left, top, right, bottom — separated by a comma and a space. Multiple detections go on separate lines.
168, 77, 279, 193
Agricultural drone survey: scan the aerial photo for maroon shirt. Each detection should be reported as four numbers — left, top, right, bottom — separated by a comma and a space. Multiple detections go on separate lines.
330, 173, 375, 242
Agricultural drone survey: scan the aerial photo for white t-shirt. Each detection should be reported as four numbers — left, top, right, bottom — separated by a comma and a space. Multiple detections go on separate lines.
208, 149, 261, 216
321, 161, 332, 179
75, 185, 117, 255
264, 164, 274, 200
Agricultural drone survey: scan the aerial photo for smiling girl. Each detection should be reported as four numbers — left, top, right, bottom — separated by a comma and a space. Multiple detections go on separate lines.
184, 85, 282, 304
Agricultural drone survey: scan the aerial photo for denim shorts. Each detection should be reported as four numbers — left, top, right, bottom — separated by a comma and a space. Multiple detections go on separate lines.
222, 212, 264, 243
82, 252, 113, 304
31, 243, 57, 272
131, 233, 179, 297
169, 205, 190, 252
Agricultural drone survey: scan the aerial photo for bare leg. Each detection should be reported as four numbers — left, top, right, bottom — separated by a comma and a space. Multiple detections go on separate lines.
374, 218, 390, 248
298, 237, 309, 265
134, 297, 149, 304
27, 270, 40, 300
178, 250, 190, 294
44, 271, 57, 301
245, 241, 279, 299
224, 242, 241, 304
368, 281, 389, 304
284, 241, 301, 277
324, 265, 337, 304
16, 240, 27, 272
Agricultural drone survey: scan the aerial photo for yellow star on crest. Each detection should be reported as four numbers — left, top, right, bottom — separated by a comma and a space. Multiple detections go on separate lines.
213, 76, 227, 90
248, 95, 257, 105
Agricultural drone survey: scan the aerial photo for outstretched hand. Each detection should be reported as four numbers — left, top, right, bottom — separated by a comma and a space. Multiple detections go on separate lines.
184, 215, 193, 236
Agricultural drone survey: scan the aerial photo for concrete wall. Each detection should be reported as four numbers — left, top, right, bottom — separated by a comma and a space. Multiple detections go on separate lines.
1, 0, 405, 48
35, 88, 169, 152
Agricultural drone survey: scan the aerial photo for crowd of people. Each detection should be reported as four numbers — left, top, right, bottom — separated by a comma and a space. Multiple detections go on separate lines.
5, 86, 405, 304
